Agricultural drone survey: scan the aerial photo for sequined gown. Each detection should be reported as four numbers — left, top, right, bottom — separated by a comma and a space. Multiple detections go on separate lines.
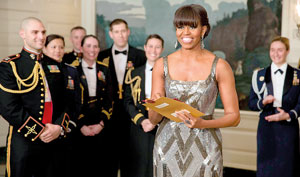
153, 56, 223, 177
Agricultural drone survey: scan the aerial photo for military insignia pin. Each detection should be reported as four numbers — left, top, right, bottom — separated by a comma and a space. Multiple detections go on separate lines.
259, 76, 264, 81
47, 65, 60, 73
30, 54, 35, 60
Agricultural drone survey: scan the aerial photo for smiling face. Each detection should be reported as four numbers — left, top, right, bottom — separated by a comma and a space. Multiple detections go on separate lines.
19, 19, 46, 52
81, 36, 100, 63
269, 41, 289, 66
176, 23, 206, 50
144, 38, 164, 63
44, 38, 65, 62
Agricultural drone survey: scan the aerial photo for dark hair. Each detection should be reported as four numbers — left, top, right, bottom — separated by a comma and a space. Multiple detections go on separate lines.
145, 34, 164, 48
173, 4, 211, 38
271, 36, 290, 51
109, 18, 128, 31
81, 35, 100, 47
45, 34, 65, 47
71, 26, 86, 33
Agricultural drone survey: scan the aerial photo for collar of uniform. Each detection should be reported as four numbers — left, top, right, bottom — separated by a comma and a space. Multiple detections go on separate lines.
271, 62, 287, 74
112, 44, 129, 55
73, 49, 81, 56
22, 47, 42, 60
145, 61, 153, 72
82, 59, 96, 69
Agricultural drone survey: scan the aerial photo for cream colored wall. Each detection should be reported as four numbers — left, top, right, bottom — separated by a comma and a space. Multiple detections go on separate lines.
0, 0, 81, 147
283, 0, 300, 67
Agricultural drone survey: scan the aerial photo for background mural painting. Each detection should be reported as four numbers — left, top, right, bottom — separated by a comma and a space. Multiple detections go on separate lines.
96, 0, 282, 110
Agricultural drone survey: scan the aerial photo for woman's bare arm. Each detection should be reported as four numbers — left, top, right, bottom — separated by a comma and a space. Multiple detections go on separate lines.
148, 57, 165, 125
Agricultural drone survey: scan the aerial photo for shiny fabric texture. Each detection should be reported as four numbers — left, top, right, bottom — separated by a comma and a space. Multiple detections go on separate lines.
153, 56, 223, 177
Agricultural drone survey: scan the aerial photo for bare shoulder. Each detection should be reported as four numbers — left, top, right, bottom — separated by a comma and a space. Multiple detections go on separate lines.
215, 58, 234, 82
154, 56, 164, 68
216, 58, 232, 71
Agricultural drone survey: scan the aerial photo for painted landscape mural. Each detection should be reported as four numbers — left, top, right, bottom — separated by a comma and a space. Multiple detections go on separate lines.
96, 0, 282, 110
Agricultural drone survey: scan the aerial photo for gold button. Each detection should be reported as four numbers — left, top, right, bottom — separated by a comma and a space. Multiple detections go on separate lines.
39, 117, 42, 120
41, 94, 44, 97
39, 111, 43, 115
41, 82, 44, 85
41, 88, 44, 91
40, 105, 44, 109
41, 100, 44, 103
102, 88, 105, 91
139, 110, 141, 112
40, 77, 43, 80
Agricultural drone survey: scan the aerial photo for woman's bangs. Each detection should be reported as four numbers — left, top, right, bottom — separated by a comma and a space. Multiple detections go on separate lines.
174, 7, 199, 28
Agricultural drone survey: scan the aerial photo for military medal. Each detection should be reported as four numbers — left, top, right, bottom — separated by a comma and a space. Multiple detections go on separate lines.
47, 65, 60, 73
97, 71, 105, 82
126, 61, 134, 70
293, 71, 299, 86
67, 76, 74, 90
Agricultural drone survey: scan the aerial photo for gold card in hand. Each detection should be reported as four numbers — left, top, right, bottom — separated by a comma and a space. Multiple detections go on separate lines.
143, 97, 204, 122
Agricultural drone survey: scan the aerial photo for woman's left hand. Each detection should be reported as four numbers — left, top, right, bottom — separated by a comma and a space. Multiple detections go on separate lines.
265, 107, 290, 122
176, 110, 203, 128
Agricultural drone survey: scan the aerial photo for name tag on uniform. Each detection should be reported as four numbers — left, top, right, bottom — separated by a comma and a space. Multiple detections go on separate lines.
47, 65, 60, 73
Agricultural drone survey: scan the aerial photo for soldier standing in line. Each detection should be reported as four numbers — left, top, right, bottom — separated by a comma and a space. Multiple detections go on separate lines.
62, 26, 86, 66
124, 34, 164, 177
0, 17, 70, 177
74, 35, 113, 176
97, 18, 146, 177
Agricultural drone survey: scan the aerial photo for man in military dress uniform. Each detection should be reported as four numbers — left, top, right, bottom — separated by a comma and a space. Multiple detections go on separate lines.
62, 26, 86, 66
97, 18, 146, 177
0, 17, 70, 177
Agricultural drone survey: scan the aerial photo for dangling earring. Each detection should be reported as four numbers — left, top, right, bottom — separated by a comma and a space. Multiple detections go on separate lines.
174, 40, 178, 49
201, 37, 205, 49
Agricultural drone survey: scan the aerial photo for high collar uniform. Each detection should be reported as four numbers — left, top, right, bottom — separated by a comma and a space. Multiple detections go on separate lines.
0, 49, 70, 177
249, 64, 300, 177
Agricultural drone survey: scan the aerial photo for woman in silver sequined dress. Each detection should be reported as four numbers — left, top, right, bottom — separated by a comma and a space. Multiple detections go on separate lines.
148, 4, 240, 177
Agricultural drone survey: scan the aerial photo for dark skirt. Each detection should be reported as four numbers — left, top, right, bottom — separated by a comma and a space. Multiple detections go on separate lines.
257, 112, 300, 177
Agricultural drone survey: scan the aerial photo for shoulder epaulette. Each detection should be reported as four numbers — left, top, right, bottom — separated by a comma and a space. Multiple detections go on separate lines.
65, 51, 72, 54
64, 63, 76, 68
254, 67, 264, 72
97, 61, 108, 67
293, 67, 300, 72
1, 53, 20, 63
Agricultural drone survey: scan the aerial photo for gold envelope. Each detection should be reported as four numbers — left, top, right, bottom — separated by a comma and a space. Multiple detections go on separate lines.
143, 97, 204, 122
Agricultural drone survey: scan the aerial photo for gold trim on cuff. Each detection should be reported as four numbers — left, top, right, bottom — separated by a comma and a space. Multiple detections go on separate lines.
132, 113, 144, 125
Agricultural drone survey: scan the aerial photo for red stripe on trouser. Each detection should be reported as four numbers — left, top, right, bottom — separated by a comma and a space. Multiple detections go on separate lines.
42, 101, 53, 124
